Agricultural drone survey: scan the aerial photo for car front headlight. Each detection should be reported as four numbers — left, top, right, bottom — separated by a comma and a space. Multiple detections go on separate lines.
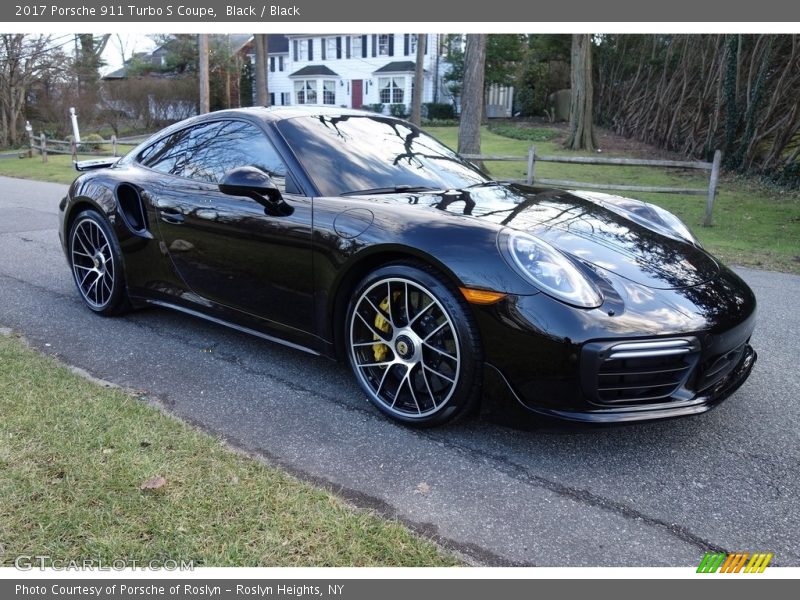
501, 230, 603, 308
645, 202, 701, 247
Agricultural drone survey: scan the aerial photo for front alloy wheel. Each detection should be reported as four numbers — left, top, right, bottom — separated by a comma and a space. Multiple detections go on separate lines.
347, 264, 481, 426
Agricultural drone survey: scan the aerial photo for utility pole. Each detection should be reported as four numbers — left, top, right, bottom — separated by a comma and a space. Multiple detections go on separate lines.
198, 33, 210, 114
254, 34, 268, 106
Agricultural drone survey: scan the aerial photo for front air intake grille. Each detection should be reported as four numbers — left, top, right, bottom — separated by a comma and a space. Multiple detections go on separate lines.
582, 338, 701, 406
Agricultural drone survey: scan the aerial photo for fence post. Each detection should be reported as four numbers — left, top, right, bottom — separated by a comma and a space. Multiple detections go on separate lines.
111, 135, 117, 157
527, 145, 536, 185
703, 149, 722, 227
40, 133, 47, 163
28, 128, 35, 158
71, 140, 77, 161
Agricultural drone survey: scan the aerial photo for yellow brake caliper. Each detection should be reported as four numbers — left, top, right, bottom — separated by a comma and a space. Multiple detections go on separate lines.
373, 294, 397, 362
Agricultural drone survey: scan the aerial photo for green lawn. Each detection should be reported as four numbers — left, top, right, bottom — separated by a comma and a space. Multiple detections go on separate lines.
0, 332, 459, 567
1, 127, 798, 273
0, 146, 134, 185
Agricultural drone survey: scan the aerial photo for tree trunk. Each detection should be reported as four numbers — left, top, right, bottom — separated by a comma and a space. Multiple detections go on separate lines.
410, 34, 427, 126
254, 34, 269, 107
458, 34, 487, 159
198, 34, 210, 114
565, 34, 597, 151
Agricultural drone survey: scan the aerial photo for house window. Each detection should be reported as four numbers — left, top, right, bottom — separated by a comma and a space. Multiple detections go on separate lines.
281, 92, 291, 106
409, 34, 418, 55
326, 38, 337, 60
294, 79, 317, 104
351, 36, 362, 58
298, 40, 308, 61
378, 34, 391, 56
379, 77, 405, 104
322, 80, 336, 105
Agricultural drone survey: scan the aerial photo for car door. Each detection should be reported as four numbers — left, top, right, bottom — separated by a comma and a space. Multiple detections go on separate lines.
142, 119, 314, 338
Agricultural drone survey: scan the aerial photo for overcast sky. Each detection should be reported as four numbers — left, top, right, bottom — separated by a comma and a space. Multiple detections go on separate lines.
100, 33, 157, 74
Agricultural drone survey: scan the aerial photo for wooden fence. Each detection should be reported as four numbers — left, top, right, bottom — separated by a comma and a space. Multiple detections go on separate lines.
27, 132, 152, 162
462, 146, 723, 226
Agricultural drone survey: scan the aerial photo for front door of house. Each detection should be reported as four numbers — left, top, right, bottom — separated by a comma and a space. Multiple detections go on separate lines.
351, 80, 363, 109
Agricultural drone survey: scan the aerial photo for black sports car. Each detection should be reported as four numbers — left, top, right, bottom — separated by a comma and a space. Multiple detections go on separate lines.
59, 107, 757, 427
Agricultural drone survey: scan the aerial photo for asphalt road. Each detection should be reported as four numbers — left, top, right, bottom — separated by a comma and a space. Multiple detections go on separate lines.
1, 175, 798, 566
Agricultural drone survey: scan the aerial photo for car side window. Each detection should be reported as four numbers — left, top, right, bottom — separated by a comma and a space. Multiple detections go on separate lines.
138, 128, 193, 177
139, 120, 297, 194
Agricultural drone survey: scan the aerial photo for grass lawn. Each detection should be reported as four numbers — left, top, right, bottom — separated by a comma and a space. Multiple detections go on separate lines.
0, 146, 135, 185
0, 332, 459, 567
1, 127, 797, 273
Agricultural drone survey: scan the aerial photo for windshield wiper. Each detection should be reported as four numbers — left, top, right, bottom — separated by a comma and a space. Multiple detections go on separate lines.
341, 185, 442, 196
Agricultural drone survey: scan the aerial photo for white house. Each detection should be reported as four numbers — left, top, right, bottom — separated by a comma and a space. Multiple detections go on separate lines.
248, 34, 515, 116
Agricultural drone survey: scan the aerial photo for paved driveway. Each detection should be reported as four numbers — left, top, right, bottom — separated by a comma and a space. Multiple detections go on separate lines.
1, 175, 798, 566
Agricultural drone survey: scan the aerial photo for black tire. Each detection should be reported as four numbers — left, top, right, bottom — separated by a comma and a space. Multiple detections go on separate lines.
68, 209, 130, 316
346, 262, 482, 427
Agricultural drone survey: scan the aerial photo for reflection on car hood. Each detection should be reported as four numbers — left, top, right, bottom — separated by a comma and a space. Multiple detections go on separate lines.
358, 183, 719, 290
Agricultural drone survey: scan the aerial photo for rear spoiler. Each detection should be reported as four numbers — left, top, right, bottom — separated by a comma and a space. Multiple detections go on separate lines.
74, 157, 121, 172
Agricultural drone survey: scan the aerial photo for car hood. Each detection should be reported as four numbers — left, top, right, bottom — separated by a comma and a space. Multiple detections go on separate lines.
361, 183, 719, 290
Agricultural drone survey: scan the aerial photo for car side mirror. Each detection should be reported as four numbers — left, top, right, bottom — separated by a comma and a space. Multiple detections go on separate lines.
219, 166, 283, 204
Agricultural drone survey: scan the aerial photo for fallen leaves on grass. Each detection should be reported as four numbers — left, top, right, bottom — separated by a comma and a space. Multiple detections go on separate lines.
139, 475, 167, 491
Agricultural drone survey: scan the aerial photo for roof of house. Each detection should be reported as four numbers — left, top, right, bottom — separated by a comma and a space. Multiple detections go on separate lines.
288, 65, 340, 77
238, 34, 289, 55
103, 67, 127, 79
373, 61, 419, 74
268, 34, 290, 54
226, 34, 253, 53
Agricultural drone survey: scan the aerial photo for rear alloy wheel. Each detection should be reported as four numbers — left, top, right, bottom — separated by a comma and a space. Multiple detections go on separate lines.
68, 210, 129, 315
347, 264, 482, 426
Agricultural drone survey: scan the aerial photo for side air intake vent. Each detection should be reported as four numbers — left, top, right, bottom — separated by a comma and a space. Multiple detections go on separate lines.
116, 183, 148, 234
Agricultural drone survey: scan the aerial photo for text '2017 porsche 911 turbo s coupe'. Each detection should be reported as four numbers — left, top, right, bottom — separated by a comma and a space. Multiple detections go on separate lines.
59, 107, 757, 427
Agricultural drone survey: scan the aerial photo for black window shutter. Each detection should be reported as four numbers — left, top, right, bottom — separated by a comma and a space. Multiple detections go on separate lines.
308, 39, 313, 61
371, 35, 377, 57
404, 34, 409, 56
321, 38, 326, 60
388, 35, 394, 57
293, 40, 298, 61
337, 37, 342, 59
424, 34, 428, 54
346, 36, 351, 59
362, 35, 367, 58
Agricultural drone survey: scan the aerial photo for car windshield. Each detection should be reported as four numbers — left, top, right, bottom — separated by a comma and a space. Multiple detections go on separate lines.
276, 114, 491, 197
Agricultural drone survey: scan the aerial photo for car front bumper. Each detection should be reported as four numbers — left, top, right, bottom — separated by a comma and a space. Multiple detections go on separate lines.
475, 264, 758, 424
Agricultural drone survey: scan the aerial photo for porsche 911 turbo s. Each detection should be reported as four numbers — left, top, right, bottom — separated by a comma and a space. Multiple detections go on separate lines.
59, 107, 757, 427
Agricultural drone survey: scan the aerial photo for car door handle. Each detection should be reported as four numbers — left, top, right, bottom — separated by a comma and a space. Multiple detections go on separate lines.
159, 208, 185, 224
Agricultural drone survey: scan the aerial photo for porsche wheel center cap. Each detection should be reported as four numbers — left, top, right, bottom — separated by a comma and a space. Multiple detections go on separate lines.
395, 335, 415, 360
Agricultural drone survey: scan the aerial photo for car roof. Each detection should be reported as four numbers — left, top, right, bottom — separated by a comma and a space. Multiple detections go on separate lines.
141, 106, 400, 145
197, 105, 389, 123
